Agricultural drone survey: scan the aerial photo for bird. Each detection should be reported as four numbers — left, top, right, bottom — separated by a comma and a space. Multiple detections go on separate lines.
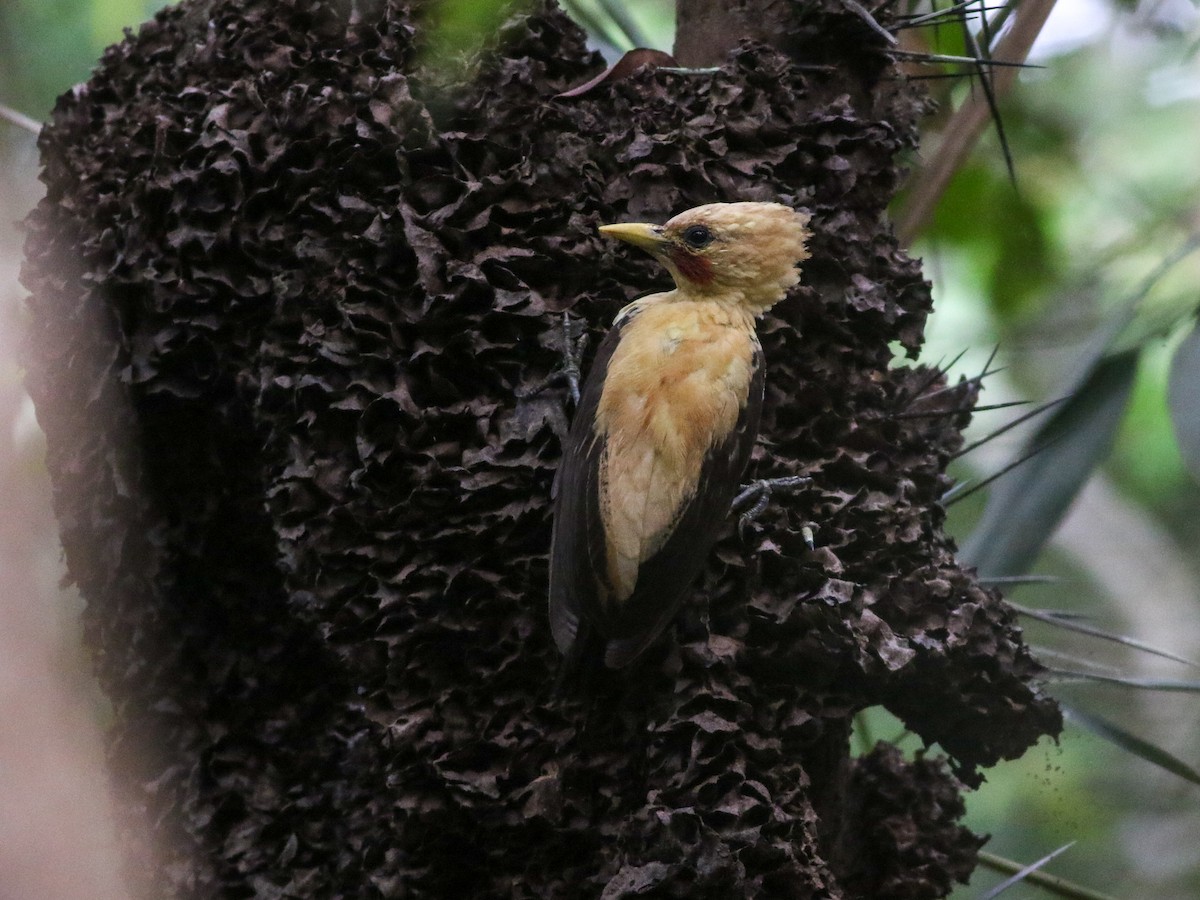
549, 201, 812, 671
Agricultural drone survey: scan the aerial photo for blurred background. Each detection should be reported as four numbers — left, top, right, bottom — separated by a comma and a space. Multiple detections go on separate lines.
1, 0, 1198, 897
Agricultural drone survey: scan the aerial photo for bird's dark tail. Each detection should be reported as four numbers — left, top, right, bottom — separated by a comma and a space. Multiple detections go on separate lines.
552, 620, 605, 698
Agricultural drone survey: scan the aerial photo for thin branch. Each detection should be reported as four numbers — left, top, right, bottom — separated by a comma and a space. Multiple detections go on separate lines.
897, 0, 1061, 243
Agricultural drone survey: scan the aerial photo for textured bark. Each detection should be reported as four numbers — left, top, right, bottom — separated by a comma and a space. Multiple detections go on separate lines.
22, 0, 1060, 897
673, 0, 794, 66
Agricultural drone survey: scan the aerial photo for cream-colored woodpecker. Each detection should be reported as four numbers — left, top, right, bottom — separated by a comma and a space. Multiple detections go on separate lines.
550, 201, 812, 669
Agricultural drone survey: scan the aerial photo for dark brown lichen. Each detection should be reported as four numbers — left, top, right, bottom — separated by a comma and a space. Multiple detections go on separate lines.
22, 0, 1059, 896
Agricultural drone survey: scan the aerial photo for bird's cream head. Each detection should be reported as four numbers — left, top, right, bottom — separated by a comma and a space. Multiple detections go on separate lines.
599, 201, 812, 311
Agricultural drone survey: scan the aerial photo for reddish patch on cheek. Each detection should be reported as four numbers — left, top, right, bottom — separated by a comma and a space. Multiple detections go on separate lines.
668, 248, 715, 286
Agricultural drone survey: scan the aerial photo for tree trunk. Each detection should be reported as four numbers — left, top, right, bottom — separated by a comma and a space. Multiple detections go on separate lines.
673, 0, 795, 66
22, 0, 1060, 896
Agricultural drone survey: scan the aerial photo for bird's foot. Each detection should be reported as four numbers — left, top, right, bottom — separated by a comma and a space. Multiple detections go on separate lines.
518, 311, 589, 407
732, 476, 815, 546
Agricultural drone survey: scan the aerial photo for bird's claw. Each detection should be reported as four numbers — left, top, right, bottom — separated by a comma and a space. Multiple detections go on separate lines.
732, 476, 815, 545
559, 311, 588, 406
518, 311, 589, 406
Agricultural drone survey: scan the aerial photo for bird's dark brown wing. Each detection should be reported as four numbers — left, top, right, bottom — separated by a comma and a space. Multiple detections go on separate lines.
601, 349, 764, 668
548, 316, 628, 660
549, 312, 766, 670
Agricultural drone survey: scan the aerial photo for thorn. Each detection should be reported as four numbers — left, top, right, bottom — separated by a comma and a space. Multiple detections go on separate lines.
977, 574, 1062, 586
960, 17, 1018, 189
893, 12, 973, 31
900, 367, 948, 410
939, 478, 972, 504
939, 346, 972, 378
888, 49, 1045, 69
951, 395, 1069, 459
915, 351, 1005, 404
888, 398, 1031, 421
894, 0, 1002, 28
976, 0, 996, 54
978, 343, 1002, 381
897, 72, 980, 82
933, 345, 1001, 400
895, 347, 968, 413
0, 102, 41, 135
840, 0, 899, 44
943, 436, 1064, 506
969, 399, 1031, 412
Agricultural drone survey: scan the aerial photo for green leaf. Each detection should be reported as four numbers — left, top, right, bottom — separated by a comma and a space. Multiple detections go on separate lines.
1012, 603, 1198, 667
1048, 670, 1200, 692
561, 0, 673, 54
1167, 318, 1200, 482
1030, 645, 1127, 677
1063, 704, 1200, 787
592, 0, 654, 49
961, 239, 1200, 576
560, 0, 635, 52
960, 348, 1139, 576
978, 843, 1075, 899
1109, 236, 1200, 354
977, 848, 1116, 900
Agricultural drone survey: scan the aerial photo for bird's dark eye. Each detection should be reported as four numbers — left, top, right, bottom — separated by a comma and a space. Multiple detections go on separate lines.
681, 224, 713, 249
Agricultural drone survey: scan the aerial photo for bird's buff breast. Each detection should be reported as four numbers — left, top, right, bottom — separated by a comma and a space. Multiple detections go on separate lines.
593, 300, 757, 602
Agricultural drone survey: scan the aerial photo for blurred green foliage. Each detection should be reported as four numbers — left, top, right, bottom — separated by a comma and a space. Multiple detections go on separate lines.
929, 162, 1057, 323
912, 12, 1200, 897
0, 0, 167, 114
562, 0, 674, 57
921, 31, 1200, 527
418, 0, 533, 67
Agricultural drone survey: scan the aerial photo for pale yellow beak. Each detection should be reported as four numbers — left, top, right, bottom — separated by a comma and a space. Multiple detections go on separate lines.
598, 222, 669, 253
